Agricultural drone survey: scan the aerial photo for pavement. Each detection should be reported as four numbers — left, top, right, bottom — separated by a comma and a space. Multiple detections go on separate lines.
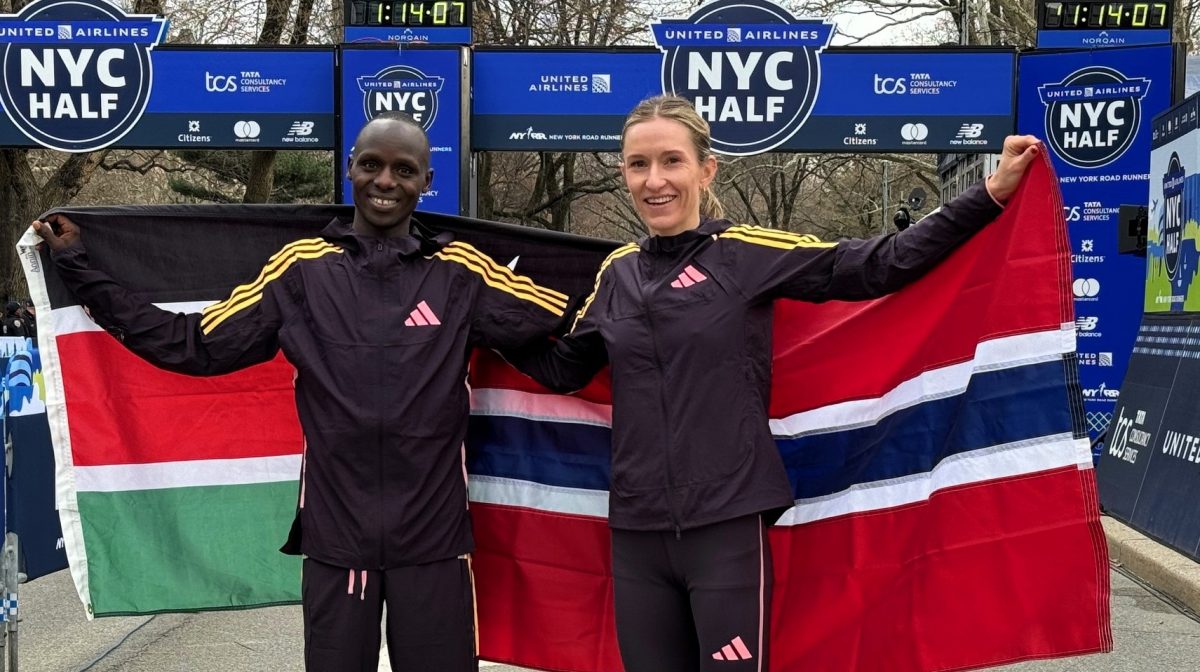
10, 516, 1200, 671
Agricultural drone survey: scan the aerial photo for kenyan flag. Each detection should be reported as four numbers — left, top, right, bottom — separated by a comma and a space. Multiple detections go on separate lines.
17, 204, 607, 617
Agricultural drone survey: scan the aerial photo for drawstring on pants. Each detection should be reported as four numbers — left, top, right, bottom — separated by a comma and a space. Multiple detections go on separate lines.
347, 568, 368, 600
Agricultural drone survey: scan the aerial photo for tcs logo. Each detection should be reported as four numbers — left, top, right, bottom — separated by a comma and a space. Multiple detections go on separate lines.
874, 74, 906, 95
205, 72, 238, 92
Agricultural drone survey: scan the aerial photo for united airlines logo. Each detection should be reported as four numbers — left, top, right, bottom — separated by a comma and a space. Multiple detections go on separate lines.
651, 0, 833, 156
0, 0, 167, 153
1038, 66, 1149, 169
358, 65, 443, 130
1162, 152, 1186, 279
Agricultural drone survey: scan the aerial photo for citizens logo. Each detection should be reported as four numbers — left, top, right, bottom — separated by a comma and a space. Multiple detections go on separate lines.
358, 65, 443, 130
652, 0, 834, 155
1039, 66, 1150, 169
178, 119, 210, 144
0, 0, 167, 152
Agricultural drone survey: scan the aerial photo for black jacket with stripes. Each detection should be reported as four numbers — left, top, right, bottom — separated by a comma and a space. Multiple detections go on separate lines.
510, 183, 1003, 533
53, 218, 568, 570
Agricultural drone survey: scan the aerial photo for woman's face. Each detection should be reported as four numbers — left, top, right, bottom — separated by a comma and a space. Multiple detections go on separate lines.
620, 117, 717, 237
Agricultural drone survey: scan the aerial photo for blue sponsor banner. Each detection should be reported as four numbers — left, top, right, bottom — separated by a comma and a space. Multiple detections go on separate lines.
0, 46, 336, 149
0, 0, 168, 152
472, 48, 1015, 153
1097, 313, 1200, 563
344, 26, 470, 44
1017, 44, 1176, 449
1037, 29, 1171, 48
339, 45, 463, 215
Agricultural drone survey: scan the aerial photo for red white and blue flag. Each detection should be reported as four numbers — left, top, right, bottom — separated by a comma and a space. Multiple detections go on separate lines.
21, 155, 1109, 670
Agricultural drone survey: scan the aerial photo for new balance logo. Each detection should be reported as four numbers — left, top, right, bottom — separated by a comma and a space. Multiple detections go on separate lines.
670, 265, 708, 288
404, 301, 441, 327
711, 635, 754, 661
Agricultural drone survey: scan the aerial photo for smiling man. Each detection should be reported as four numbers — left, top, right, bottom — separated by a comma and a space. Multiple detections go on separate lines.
34, 113, 570, 672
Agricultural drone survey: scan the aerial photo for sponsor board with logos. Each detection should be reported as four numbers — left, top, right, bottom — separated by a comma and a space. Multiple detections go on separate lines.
472, 42, 1015, 153
0, 0, 336, 151
339, 45, 465, 215
1147, 93, 1200, 313
1019, 44, 1175, 441
1098, 314, 1200, 563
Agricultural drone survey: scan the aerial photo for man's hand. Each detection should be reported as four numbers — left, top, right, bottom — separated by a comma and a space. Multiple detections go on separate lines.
986, 135, 1042, 205
32, 214, 82, 252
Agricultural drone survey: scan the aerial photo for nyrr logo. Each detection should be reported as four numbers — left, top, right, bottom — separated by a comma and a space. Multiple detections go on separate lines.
0, 0, 167, 153
357, 66, 443, 130
1038, 66, 1150, 169
1162, 152, 1186, 279
651, 0, 833, 156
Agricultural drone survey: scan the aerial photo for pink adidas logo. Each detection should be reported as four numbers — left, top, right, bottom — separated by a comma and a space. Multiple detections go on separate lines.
404, 300, 441, 327
670, 265, 708, 288
711, 635, 753, 662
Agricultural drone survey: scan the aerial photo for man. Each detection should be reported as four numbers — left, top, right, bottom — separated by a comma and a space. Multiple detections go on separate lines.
35, 113, 569, 671
1, 300, 31, 338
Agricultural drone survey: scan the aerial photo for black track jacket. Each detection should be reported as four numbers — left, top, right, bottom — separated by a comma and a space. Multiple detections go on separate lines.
53, 218, 568, 570
511, 183, 1003, 533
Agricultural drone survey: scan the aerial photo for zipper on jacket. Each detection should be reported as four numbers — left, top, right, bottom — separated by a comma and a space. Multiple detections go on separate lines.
636, 264, 683, 535
376, 242, 387, 569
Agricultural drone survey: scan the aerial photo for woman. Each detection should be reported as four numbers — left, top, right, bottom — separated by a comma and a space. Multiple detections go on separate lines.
508, 95, 1040, 672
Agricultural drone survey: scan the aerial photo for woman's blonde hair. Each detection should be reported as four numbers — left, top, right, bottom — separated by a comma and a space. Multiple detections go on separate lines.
621, 95, 725, 220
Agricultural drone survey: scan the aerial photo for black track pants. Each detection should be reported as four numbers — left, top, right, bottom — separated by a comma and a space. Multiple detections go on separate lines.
612, 514, 772, 672
301, 556, 478, 672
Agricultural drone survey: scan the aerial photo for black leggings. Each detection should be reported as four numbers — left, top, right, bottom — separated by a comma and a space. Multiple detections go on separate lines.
612, 514, 772, 672
301, 556, 477, 672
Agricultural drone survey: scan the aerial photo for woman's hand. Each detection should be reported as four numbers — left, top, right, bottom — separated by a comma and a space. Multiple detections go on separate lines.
986, 135, 1042, 205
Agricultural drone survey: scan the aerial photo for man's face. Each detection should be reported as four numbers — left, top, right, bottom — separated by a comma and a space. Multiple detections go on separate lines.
348, 120, 433, 236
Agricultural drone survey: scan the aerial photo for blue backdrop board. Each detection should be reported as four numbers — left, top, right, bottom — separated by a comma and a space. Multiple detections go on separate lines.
3, 346, 67, 581
0, 2, 335, 150
472, 48, 1016, 154
1018, 44, 1177, 447
1147, 93, 1200, 312
1097, 312, 1200, 563
338, 45, 466, 215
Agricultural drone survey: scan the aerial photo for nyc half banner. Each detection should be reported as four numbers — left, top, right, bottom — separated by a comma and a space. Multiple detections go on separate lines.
472, 46, 1015, 154
0, 0, 335, 150
1147, 93, 1200, 312
18, 157, 1109, 669
1018, 44, 1175, 447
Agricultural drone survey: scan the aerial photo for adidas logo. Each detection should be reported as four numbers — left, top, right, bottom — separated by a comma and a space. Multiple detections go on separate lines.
404, 300, 441, 327
711, 635, 754, 661
670, 265, 708, 288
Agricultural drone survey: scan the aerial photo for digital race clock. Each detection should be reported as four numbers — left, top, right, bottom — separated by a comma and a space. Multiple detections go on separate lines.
1039, 1, 1171, 29
1036, 1, 1173, 47
343, 1, 473, 43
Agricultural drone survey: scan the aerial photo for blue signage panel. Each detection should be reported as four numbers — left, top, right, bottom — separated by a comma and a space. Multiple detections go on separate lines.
344, 26, 471, 44
0, 0, 167, 152
1037, 29, 1170, 48
0, 46, 336, 149
1017, 44, 1176, 450
1097, 313, 1200, 563
339, 45, 464, 215
472, 48, 1015, 154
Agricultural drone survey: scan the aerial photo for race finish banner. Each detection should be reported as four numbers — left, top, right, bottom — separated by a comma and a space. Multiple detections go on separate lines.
338, 44, 467, 215
1018, 44, 1177, 445
473, 2, 1015, 154
1097, 313, 1200, 563
1147, 93, 1200, 312
0, 2, 335, 150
